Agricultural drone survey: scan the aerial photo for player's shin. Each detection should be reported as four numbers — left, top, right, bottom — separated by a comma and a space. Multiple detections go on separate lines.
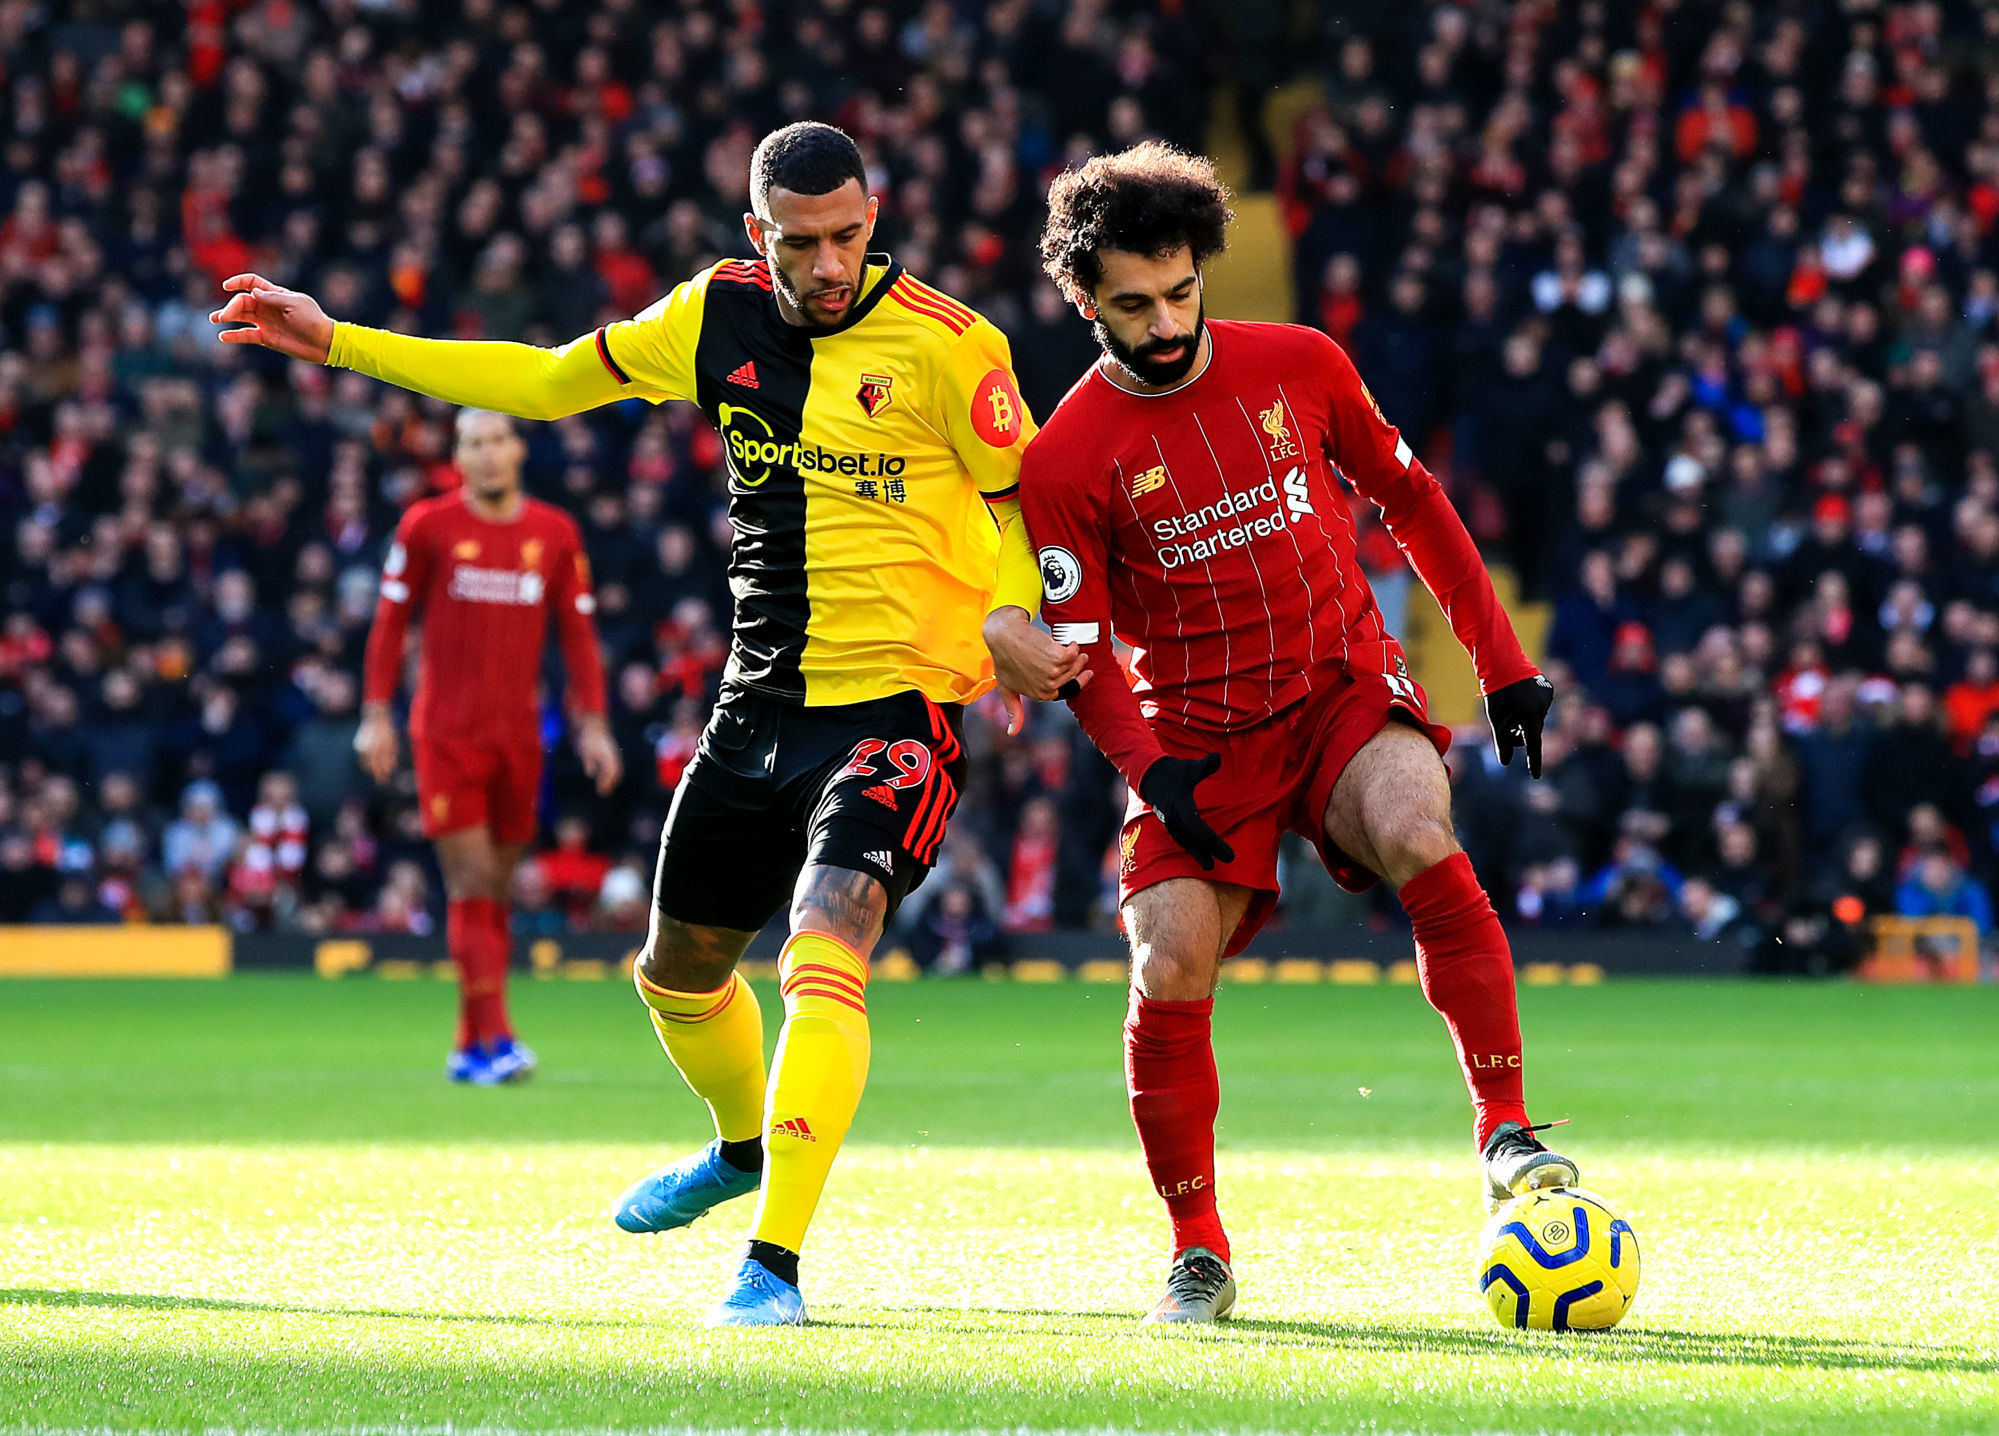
1125, 988, 1229, 1263
748, 932, 872, 1260
633, 966, 768, 1151
448, 896, 508, 1048
1398, 852, 1529, 1148
477, 899, 516, 1042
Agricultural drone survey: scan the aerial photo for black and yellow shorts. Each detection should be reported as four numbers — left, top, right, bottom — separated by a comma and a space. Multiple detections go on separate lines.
652, 685, 967, 932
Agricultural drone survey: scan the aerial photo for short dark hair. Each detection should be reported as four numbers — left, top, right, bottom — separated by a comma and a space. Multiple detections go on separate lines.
750, 122, 867, 216
1040, 142, 1233, 303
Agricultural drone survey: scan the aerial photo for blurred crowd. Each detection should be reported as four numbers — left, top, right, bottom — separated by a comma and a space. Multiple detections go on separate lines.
5, 0, 1999, 976
1283, 0, 1999, 971
0, 0, 1189, 946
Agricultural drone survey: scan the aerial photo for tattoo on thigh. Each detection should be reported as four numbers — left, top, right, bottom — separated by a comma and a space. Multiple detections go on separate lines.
792, 865, 887, 950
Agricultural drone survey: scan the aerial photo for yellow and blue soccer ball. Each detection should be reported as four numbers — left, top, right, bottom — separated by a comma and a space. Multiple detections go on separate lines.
1475, 1186, 1640, 1331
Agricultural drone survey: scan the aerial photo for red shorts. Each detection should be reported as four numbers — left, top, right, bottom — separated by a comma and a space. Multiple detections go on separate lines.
1117, 639, 1453, 956
413, 732, 544, 844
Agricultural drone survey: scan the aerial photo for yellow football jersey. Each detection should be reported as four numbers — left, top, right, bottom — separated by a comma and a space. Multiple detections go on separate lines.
595, 256, 1035, 705
325, 253, 1039, 707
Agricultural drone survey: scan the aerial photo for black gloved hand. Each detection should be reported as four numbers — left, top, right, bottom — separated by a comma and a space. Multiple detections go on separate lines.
1138, 753, 1235, 870
1485, 673, 1556, 778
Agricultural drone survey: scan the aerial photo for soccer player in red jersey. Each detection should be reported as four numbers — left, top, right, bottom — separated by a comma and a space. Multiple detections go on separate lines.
358, 409, 621, 1084
1020, 144, 1577, 1322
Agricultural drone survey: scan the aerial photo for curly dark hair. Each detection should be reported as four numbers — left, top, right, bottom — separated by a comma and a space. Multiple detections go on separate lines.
1040, 142, 1234, 304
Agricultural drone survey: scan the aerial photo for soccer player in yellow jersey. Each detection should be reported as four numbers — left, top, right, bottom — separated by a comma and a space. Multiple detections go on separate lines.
212, 123, 1085, 1325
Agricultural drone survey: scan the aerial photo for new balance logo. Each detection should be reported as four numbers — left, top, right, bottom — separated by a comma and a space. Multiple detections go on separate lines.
726, 361, 760, 388
1131, 464, 1167, 498
864, 849, 895, 874
772, 1116, 816, 1141
862, 783, 898, 809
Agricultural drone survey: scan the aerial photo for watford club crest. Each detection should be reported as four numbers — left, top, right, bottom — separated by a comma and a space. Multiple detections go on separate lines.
857, 372, 894, 417
1259, 400, 1299, 461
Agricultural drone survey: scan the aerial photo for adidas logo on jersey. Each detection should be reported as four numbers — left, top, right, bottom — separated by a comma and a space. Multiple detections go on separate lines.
864, 849, 895, 873
726, 361, 759, 388
862, 783, 898, 809
772, 1116, 816, 1141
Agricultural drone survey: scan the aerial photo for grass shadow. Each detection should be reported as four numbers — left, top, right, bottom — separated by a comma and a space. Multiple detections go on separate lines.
0, 1286, 641, 1332
14, 1289, 1996, 1380
1204, 1316, 1999, 1376
827, 1303, 1996, 1376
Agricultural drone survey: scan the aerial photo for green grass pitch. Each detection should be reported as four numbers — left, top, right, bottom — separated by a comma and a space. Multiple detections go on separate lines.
3, 974, 1996, 1435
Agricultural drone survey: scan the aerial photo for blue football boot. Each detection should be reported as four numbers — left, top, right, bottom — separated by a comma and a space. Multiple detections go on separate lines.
445, 1045, 490, 1084
702, 1258, 806, 1327
611, 1140, 761, 1234
485, 1037, 537, 1084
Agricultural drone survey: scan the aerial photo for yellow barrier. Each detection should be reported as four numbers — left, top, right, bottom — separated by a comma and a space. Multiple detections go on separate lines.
1860, 916, 1982, 984
0, 925, 230, 978
0, 930, 1626, 986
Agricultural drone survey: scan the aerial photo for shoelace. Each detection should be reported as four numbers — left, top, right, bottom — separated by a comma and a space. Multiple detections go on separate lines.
1166, 1256, 1229, 1306
1489, 1118, 1571, 1160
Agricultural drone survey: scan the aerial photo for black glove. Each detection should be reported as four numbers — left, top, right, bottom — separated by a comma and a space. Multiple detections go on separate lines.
1485, 674, 1556, 778
1138, 753, 1235, 870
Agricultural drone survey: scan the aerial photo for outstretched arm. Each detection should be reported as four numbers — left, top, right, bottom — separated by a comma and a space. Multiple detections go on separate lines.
211, 273, 670, 420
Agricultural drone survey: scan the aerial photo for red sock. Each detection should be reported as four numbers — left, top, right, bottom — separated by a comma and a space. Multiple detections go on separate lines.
472, 897, 514, 1046
448, 896, 510, 1049
1399, 851, 1529, 1149
446, 897, 480, 1050
1124, 988, 1230, 1263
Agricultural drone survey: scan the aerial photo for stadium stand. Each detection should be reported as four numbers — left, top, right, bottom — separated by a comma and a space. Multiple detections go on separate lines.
2, 1, 1995, 974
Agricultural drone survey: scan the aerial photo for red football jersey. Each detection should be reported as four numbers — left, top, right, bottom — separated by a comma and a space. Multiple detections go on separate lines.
362, 492, 607, 743
1020, 320, 1535, 784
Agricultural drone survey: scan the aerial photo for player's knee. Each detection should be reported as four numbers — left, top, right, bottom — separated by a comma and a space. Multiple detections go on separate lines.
789, 865, 888, 955
636, 915, 737, 994
1129, 935, 1218, 1002
1373, 813, 1459, 888
442, 861, 497, 902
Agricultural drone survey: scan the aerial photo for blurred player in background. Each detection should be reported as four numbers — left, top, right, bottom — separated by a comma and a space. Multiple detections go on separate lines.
1022, 144, 1575, 1322
215, 122, 1079, 1325
358, 409, 619, 1085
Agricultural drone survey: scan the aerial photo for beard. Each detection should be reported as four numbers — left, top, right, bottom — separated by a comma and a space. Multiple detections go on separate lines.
770, 260, 853, 328
1094, 303, 1206, 386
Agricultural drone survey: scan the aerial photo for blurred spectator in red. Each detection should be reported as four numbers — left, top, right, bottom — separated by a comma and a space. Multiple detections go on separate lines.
540, 816, 612, 927
1002, 796, 1061, 934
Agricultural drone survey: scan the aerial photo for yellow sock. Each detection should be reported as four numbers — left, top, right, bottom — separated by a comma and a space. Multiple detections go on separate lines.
633, 966, 767, 1143
749, 931, 872, 1253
